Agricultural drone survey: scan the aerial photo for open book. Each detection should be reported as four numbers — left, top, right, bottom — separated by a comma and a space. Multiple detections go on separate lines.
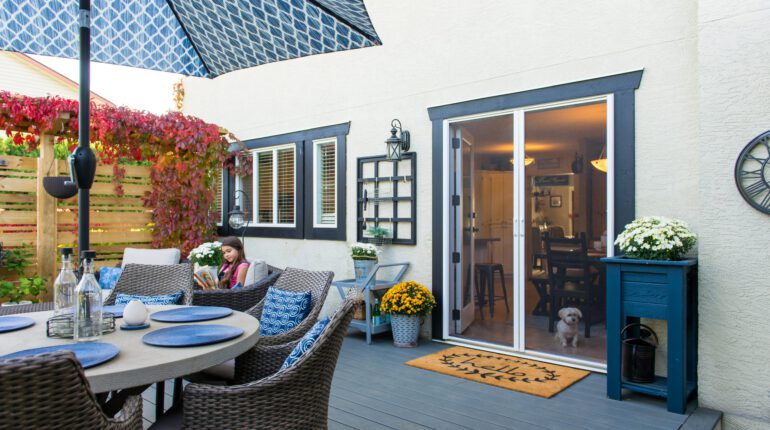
194, 267, 219, 289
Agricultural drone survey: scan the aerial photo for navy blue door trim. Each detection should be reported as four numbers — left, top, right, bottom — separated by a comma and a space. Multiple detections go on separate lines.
428, 71, 643, 339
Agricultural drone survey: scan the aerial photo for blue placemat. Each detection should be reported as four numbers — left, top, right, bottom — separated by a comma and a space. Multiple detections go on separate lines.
1, 342, 119, 368
142, 324, 244, 347
0, 316, 35, 333
103, 305, 126, 318
150, 306, 233, 323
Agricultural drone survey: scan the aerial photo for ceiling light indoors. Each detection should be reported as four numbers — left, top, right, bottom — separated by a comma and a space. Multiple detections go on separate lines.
591, 145, 607, 173
510, 155, 535, 166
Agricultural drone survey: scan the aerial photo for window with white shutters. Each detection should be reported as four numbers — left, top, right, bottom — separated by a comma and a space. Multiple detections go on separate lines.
314, 138, 337, 227
221, 122, 348, 240
254, 145, 295, 227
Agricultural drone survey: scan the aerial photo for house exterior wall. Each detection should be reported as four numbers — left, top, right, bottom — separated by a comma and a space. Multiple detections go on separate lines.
184, 1, 767, 427
0, 52, 81, 99
696, 2, 770, 429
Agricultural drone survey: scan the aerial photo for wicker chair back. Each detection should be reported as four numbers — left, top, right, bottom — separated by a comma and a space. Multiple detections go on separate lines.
104, 263, 194, 306
0, 351, 143, 430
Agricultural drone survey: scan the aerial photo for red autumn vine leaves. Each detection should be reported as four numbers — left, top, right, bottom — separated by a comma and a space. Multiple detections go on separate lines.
0, 91, 251, 254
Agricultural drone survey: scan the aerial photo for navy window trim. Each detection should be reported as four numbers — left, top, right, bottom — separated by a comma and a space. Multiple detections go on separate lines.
428, 71, 643, 339
220, 122, 349, 241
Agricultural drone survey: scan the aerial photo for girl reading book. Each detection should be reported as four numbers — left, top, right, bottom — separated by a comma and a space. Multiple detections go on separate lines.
218, 236, 249, 289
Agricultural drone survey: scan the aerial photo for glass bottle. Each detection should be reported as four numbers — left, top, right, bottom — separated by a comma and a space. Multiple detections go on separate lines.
372, 298, 381, 325
74, 250, 103, 341
53, 247, 78, 316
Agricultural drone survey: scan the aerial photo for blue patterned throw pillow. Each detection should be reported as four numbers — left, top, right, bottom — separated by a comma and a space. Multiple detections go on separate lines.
259, 287, 312, 336
98, 267, 123, 290
115, 290, 183, 305
280, 317, 330, 370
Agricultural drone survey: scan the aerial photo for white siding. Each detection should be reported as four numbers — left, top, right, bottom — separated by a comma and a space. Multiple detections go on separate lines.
0, 52, 80, 99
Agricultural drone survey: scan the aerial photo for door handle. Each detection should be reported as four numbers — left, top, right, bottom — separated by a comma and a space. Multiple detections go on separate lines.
472, 227, 480, 233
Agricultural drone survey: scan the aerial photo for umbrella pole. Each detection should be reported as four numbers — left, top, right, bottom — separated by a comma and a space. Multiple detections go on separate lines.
74, 0, 96, 255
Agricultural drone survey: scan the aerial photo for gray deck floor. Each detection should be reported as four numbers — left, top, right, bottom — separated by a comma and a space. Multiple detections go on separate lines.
143, 332, 700, 429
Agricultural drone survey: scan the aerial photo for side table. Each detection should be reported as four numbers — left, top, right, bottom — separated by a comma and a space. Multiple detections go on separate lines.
603, 257, 697, 414
333, 262, 409, 344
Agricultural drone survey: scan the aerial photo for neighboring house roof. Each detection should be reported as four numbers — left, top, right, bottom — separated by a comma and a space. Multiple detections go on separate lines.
0, 52, 114, 106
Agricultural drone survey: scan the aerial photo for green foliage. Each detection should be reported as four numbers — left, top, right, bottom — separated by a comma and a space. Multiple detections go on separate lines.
366, 226, 390, 238
1, 246, 33, 276
0, 277, 47, 303
0, 246, 47, 303
0, 136, 72, 159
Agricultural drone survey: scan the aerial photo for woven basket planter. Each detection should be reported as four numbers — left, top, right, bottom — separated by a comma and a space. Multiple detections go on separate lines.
391, 314, 420, 347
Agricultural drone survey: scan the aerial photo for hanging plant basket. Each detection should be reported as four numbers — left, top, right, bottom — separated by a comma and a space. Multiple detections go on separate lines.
365, 236, 392, 247
43, 176, 78, 199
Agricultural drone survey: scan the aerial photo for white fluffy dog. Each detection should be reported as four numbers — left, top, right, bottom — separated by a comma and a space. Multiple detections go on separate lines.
556, 307, 582, 347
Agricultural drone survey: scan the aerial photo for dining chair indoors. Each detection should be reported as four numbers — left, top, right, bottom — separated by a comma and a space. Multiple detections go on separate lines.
0, 351, 143, 430
543, 232, 605, 338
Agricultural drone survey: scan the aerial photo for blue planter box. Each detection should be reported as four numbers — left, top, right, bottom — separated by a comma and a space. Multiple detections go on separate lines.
602, 256, 698, 414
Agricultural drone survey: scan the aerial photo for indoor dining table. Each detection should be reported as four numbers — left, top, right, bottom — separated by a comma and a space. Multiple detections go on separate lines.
0, 305, 260, 415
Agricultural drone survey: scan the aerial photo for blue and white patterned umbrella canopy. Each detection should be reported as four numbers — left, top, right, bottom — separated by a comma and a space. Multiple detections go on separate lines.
0, 0, 381, 78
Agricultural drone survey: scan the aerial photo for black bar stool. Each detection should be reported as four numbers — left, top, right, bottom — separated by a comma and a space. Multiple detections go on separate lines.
474, 263, 509, 317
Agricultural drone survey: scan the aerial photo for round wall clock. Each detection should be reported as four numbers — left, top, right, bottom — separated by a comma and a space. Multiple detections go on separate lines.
735, 130, 770, 214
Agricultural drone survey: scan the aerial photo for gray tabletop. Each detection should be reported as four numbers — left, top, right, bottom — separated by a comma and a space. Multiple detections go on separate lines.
0, 305, 260, 393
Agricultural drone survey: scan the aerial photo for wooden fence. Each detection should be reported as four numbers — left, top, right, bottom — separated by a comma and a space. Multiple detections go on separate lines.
1, 138, 154, 297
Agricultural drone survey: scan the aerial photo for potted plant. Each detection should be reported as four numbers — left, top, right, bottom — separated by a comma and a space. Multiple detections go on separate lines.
350, 242, 380, 285
0, 246, 47, 306
187, 241, 223, 289
613, 216, 696, 261
366, 226, 391, 246
380, 281, 436, 347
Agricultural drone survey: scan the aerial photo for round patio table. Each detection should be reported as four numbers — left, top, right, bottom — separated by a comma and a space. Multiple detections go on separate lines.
0, 305, 260, 393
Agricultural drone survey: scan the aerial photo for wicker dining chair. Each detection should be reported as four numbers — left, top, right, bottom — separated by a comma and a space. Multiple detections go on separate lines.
192, 265, 282, 311
151, 299, 355, 430
0, 351, 143, 430
104, 263, 194, 306
234, 267, 333, 382
0, 301, 53, 316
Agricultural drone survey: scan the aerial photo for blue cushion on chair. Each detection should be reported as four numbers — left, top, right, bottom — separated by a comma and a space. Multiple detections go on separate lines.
259, 287, 312, 336
280, 317, 330, 370
98, 267, 123, 290
115, 290, 183, 305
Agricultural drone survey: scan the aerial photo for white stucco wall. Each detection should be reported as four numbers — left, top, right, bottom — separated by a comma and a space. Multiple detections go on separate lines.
183, 1, 768, 427
696, 2, 770, 429
185, 0, 698, 289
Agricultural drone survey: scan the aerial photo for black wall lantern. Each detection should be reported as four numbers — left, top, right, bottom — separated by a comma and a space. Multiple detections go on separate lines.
228, 189, 251, 243
385, 119, 410, 161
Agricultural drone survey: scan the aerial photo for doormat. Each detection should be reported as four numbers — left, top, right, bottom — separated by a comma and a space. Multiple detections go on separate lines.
405, 346, 590, 398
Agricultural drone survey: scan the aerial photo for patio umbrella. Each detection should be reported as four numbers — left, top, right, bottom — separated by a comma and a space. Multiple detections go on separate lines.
0, 0, 381, 252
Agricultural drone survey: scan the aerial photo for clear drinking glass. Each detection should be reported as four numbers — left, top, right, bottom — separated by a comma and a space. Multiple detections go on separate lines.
53, 248, 78, 316
74, 250, 103, 341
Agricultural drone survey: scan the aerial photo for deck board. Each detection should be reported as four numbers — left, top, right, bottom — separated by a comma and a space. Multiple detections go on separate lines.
142, 333, 696, 429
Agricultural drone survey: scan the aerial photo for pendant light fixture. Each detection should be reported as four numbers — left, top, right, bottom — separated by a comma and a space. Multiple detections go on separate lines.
510, 155, 535, 166
591, 145, 607, 173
